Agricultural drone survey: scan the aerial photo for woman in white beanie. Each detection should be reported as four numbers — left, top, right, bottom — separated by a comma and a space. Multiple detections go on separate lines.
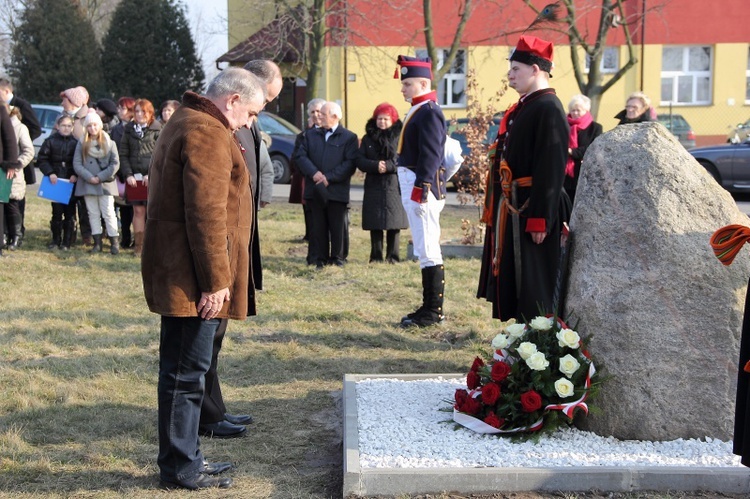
3, 104, 34, 250
73, 110, 120, 254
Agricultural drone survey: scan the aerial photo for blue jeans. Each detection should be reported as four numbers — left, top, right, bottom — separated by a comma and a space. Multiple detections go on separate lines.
157, 316, 219, 482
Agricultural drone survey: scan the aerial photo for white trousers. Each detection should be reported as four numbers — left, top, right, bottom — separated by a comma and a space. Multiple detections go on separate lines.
84, 195, 119, 237
398, 167, 444, 268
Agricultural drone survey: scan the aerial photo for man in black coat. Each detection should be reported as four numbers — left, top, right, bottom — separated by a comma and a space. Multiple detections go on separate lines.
477, 35, 570, 322
293, 101, 358, 267
197, 60, 282, 440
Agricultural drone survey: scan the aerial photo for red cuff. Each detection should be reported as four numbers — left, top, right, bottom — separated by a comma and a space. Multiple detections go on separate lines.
526, 218, 546, 233
410, 186, 424, 203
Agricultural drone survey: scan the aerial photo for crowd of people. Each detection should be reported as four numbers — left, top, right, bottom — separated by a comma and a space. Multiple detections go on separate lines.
0, 38, 672, 488
0, 78, 183, 257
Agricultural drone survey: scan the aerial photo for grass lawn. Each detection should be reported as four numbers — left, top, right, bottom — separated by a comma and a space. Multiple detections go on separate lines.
0, 188, 501, 498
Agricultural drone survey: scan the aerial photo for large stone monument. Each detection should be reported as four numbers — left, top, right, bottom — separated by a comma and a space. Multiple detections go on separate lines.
567, 122, 750, 441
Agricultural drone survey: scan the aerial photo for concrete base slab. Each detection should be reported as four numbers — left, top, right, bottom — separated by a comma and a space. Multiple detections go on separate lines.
343, 374, 750, 498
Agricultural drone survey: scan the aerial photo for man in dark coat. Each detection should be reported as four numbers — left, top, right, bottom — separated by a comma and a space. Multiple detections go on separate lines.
394, 55, 448, 328
197, 60, 283, 440
477, 35, 570, 322
293, 101, 358, 267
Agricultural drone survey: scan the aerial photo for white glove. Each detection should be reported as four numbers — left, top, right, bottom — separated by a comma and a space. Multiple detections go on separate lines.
413, 202, 427, 218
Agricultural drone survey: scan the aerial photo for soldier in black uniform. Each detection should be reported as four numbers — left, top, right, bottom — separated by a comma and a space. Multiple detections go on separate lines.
477, 35, 570, 321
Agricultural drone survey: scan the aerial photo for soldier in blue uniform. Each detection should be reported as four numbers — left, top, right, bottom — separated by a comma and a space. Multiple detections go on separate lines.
394, 55, 448, 328
477, 36, 570, 322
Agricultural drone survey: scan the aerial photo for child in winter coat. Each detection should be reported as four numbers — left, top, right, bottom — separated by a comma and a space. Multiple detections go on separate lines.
73, 111, 120, 254
37, 114, 79, 249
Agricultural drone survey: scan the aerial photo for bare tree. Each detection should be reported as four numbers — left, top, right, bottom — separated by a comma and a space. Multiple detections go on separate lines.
523, 0, 655, 118
422, 0, 474, 85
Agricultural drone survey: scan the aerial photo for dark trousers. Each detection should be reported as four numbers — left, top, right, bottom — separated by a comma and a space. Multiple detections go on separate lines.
0, 203, 5, 249
51, 200, 77, 223
200, 318, 228, 425
370, 229, 401, 262
303, 203, 317, 265
157, 316, 218, 482
119, 204, 133, 245
4, 199, 22, 239
76, 196, 91, 240
310, 198, 348, 266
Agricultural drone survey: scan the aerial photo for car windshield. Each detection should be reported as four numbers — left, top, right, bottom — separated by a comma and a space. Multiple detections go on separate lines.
257, 113, 300, 135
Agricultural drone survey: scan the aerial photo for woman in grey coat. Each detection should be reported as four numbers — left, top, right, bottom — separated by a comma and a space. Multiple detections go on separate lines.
73, 111, 120, 254
356, 103, 407, 263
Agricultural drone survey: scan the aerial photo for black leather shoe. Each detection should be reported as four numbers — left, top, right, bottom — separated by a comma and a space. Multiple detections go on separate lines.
201, 460, 233, 475
199, 420, 247, 439
160, 473, 233, 490
225, 413, 253, 425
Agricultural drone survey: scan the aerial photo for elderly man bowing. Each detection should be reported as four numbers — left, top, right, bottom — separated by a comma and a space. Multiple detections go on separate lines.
141, 67, 266, 490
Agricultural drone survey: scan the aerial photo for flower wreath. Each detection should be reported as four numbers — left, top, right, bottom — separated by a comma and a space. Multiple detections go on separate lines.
452, 316, 598, 436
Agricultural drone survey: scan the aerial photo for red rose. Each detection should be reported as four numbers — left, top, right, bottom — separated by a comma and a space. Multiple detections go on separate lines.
484, 411, 505, 429
481, 382, 501, 406
744, 360, 750, 373
463, 394, 482, 415
471, 356, 485, 372
520, 390, 543, 413
466, 370, 481, 390
454, 389, 468, 410
490, 361, 511, 382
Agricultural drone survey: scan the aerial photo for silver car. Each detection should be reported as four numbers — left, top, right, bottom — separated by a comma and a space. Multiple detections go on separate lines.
30, 104, 63, 160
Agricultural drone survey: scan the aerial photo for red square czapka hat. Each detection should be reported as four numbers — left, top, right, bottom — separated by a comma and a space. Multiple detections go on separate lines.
509, 35, 554, 75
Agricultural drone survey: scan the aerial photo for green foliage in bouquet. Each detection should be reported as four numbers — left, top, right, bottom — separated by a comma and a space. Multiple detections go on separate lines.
452, 316, 600, 438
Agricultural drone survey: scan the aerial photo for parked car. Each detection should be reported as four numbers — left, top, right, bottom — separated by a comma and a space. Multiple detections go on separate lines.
689, 137, 750, 192
728, 118, 750, 144
30, 104, 63, 160
447, 116, 501, 189
656, 113, 696, 149
257, 111, 301, 184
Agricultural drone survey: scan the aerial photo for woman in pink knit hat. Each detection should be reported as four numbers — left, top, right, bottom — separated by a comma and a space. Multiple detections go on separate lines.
60, 86, 89, 141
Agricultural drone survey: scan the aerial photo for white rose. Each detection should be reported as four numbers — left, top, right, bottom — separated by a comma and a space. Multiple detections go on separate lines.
517, 342, 538, 360
557, 328, 581, 349
558, 354, 581, 378
491, 334, 510, 350
525, 351, 550, 371
530, 316, 553, 331
554, 378, 575, 398
505, 323, 526, 340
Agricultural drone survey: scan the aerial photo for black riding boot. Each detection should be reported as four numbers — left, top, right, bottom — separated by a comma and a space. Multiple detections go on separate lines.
48, 221, 63, 249
400, 264, 445, 327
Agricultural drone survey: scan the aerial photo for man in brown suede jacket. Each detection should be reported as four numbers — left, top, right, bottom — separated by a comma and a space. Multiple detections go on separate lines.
141, 67, 265, 491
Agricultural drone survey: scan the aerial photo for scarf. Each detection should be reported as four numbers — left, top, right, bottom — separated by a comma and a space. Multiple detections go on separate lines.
134, 123, 146, 138
565, 112, 594, 178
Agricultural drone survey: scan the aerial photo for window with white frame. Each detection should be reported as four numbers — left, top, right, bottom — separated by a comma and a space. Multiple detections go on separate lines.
416, 48, 466, 107
660, 46, 712, 105
584, 46, 619, 74
746, 47, 750, 103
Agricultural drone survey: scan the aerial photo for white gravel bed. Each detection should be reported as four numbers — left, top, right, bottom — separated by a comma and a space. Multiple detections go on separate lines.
356, 377, 744, 469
